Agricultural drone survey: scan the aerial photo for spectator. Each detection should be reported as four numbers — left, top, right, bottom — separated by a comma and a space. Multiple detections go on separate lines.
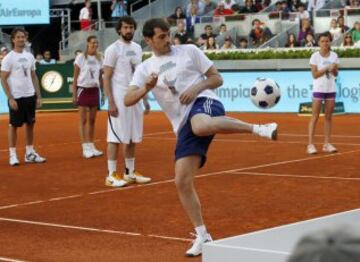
221, 36, 236, 49
203, 0, 217, 14
303, 32, 317, 47
298, 18, 313, 45
249, 19, 273, 47
239, 38, 249, 48
288, 226, 360, 262
173, 36, 182, 45
337, 16, 350, 33
288, 0, 301, 12
35, 54, 43, 66
24, 31, 32, 53
111, 0, 128, 23
186, 0, 205, 16
198, 24, 217, 46
281, 0, 291, 13
329, 18, 342, 41
203, 36, 219, 50
275, 1, 283, 11
285, 33, 299, 47
218, 24, 228, 35
168, 6, 186, 26
185, 5, 201, 34
351, 21, 360, 43
39, 50, 56, 65
239, 0, 258, 13
223, 0, 237, 10
307, 0, 326, 11
297, 3, 310, 20
174, 21, 190, 44
214, 2, 234, 16
79, 0, 92, 31
254, 0, 265, 11
346, 0, 360, 8
341, 33, 354, 47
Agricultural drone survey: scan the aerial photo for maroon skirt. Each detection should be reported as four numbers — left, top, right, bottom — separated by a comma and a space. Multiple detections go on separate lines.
77, 87, 99, 107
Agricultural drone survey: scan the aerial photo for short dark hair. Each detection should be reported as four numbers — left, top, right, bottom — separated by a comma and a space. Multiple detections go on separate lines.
142, 18, 170, 38
239, 38, 248, 43
318, 31, 331, 41
115, 16, 137, 35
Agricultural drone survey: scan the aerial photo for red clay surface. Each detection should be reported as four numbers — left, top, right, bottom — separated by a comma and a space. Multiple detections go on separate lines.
0, 111, 360, 262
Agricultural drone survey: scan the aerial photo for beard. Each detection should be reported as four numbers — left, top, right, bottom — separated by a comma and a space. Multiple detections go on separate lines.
121, 33, 133, 42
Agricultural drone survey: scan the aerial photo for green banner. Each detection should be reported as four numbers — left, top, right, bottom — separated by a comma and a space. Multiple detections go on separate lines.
36, 63, 75, 111
298, 101, 345, 116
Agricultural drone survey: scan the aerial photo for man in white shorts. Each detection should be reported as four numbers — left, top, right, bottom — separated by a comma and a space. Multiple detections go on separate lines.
103, 16, 151, 187
125, 18, 278, 257
1, 28, 46, 166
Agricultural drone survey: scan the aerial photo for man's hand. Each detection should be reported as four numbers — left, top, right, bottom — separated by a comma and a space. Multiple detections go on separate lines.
108, 99, 118, 117
145, 73, 158, 91
179, 85, 199, 105
36, 97, 42, 109
9, 98, 18, 111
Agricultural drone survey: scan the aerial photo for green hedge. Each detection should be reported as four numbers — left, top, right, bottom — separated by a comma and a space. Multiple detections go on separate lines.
143, 48, 360, 60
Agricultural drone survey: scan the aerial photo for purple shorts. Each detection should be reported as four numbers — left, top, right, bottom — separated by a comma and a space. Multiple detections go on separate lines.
77, 87, 99, 107
312, 92, 336, 100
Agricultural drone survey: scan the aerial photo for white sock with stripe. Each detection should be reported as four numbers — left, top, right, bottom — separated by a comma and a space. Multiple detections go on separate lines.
125, 158, 135, 176
108, 160, 117, 176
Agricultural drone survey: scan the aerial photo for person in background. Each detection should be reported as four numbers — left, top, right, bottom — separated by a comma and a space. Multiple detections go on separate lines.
239, 0, 258, 13
285, 33, 299, 47
39, 50, 56, 65
221, 36, 236, 49
329, 18, 342, 42
298, 18, 313, 45
186, 0, 205, 16
203, 35, 219, 50
203, 0, 217, 14
303, 32, 317, 47
79, 0, 92, 31
24, 32, 32, 53
239, 38, 249, 48
249, 19, 273, 47
337, 16, 350, 33
35, 54, 43, 66
111, 0, 128, 24
307, 0, 326, 12
174, 20, 190, 44
218, 24, 228, 35
351, 21, 360, 43
341, 33, 354, 47
198, 24, 217, 46
307, 32, 339, 154
214, 2, 234, 16
168, 6, 186, 26
186, 5, 201, 35
297, 3, 310, 20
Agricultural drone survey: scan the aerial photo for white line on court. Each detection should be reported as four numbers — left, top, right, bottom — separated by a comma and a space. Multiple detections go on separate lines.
0, 148, 359, 211
0, 257, 29, 262
234, 171, 360, 181
0, 217, 191, 243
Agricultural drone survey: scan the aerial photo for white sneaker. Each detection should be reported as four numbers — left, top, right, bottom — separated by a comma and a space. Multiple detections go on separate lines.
307, 144, 317, 154
105, 172, 127, 187
323, 143, 337, 153
9, 154, 20, 166
123, 171, 151, 184
83, 149, 94, 159
185, 233, 213, 257
256, 123, 278, 140
25, 151, 46, 163
91, 147, 103, 157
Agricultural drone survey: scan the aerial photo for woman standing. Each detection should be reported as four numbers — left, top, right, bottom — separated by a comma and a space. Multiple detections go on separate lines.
72, 36, 103, 158
307, 32, 339, 154
79, 0, 92, 31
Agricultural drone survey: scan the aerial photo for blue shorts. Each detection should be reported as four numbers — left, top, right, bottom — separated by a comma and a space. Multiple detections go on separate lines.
175, 97, 225, 168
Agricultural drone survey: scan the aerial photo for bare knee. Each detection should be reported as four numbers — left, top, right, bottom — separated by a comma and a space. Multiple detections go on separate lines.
325, 113, 332, 121
175, 173, 193, 193
191, 120, 214, 136
89, 116, 96, 126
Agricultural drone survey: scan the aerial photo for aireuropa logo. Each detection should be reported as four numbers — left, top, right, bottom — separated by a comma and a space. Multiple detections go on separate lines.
0, 3, 42, 19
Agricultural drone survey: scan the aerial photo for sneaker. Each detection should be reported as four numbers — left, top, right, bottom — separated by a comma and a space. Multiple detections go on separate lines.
25, 152, 46, 163
105, 172, 127, 187
257, 123, 278, 140
307, 144, 317, 155
123, 171, 151, 184
185, 233, 213, 257
9, 154, 20, 166
83, 149, 94, 159
91, 147, 103, 157
323, 143, 337, 153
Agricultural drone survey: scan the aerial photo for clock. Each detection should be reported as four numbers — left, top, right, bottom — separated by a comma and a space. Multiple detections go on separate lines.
41, 70, 63, 93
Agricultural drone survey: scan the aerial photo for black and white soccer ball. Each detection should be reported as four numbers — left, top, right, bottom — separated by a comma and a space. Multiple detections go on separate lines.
250, 78, 281, 109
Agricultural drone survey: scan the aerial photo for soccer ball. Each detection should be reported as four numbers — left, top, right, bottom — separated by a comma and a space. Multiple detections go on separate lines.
250, 78, 281, 109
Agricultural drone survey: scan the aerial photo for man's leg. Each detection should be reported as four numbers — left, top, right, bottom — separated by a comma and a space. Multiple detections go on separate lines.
191, 114, 277, 139
8, 125, 19, 166
105, 142, 127, 187
175, 155, 212, 257
24, 123, 46, 163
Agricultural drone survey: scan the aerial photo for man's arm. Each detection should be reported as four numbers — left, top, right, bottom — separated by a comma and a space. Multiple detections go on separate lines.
31, 70, 42, 108
103, 65, 118, 116
1, 71, 18, 111
124, 73, 158, 107
179, 65, 223, 105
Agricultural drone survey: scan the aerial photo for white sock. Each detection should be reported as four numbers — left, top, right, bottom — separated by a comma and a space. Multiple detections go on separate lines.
89, 143, 96, 149
82, 143, 91, 151
252, 124, 261, 135
108, 160, 117, 176
195, 225, 207, 237
9, 147, 16, 155
125, 158, 135, 175
25, 145, 34, 155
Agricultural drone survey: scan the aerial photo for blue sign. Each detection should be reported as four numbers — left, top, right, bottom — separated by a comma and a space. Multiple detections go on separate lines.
0, 0, 50, 25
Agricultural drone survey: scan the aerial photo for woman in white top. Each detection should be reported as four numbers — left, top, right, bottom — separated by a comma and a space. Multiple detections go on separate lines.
72, 35, 104, 158
307, 32, 339, 154
329, 18, 342, 41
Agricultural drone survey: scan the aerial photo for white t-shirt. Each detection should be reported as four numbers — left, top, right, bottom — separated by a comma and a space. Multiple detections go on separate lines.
74, 54, 103, 88
1, 50, 35, 99
79, 7, 90, 20
131, 44, 220, 134
103, 40, 142, 93
309, 51, 339, 93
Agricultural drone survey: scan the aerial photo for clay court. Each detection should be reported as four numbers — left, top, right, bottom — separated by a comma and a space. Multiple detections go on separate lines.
1, 111, 360, 262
